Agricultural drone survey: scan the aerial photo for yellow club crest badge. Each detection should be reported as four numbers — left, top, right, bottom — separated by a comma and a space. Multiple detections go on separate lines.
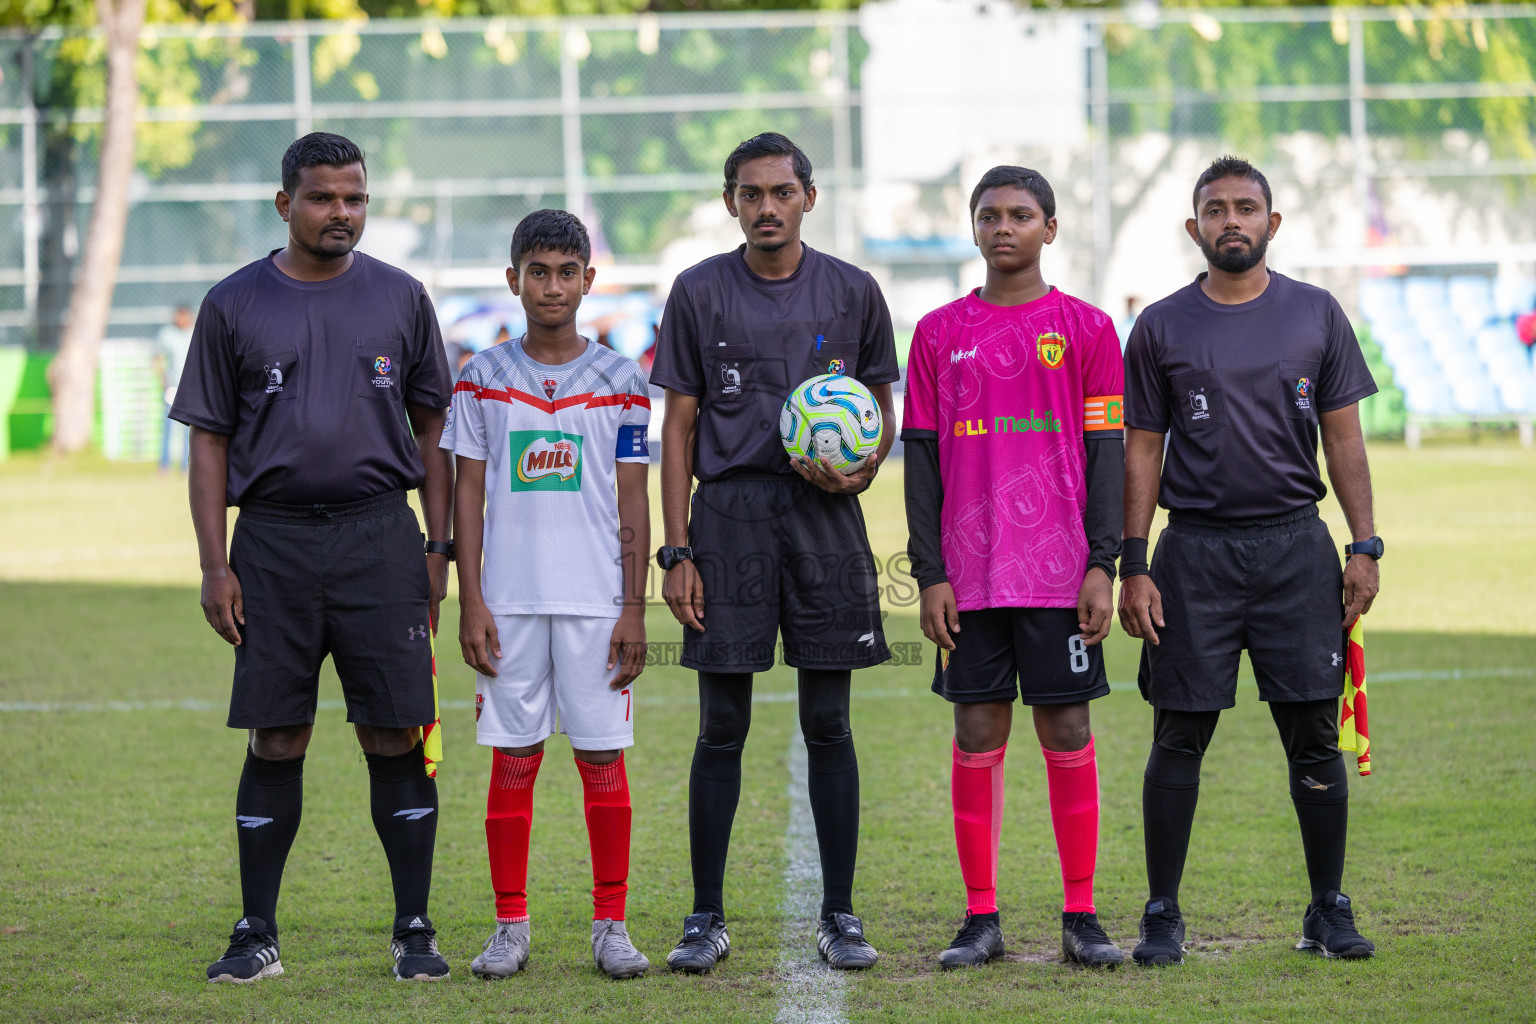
1036, 332, 1067, 369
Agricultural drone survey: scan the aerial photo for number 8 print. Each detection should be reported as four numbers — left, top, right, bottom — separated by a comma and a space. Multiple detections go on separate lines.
1068, 635, 1089, 674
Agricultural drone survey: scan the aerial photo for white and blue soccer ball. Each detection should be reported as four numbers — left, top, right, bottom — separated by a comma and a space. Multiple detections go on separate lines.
780, 374, 883, 474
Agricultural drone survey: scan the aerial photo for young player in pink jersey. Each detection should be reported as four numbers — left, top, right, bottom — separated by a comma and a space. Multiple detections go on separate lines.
444, 210, 653, 980
902, 166, 1126, 969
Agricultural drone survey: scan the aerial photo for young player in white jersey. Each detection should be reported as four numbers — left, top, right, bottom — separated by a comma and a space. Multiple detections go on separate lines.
442, 210, 653, 980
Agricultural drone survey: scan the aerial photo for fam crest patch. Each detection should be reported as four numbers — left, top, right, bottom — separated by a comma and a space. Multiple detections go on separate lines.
1036, 332, 1067, 369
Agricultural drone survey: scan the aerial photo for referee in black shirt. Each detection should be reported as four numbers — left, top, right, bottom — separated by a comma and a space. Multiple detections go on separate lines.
1119, 157, 1383, 965
172, 133, 455, 983
651, 134, 899, 972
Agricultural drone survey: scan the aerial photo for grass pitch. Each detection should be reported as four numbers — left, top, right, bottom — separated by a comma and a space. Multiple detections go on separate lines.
1, 442, 1534, 1023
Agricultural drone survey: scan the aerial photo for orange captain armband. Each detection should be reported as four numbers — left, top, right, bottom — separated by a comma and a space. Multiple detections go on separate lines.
1083, 395, 1124, 432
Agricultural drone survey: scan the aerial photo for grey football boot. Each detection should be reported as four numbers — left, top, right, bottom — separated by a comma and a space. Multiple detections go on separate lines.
592, 919, 650, 979
471, 921, 531, 979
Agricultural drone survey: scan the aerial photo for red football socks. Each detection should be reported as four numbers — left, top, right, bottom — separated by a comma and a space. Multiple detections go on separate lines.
951, 741, 1007, 915
1043, 737, 1100, 914
486, 749, 542, 923
576, 754, 632, 921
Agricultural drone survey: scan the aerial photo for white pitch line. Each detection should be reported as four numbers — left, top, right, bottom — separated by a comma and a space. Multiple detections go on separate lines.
1, 667, 1529, 713
773, 720, 850, 1024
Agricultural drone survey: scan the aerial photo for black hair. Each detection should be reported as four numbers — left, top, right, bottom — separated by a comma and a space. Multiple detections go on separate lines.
281, 131, 366, 194
969, 165, 1056, 221
509, 209, 591, 271
723, 132, 814, 194
1193, 155, 1272, 212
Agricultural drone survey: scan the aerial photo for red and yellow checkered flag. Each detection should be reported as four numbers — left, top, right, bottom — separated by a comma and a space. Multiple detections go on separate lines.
422, 627, 443, 778
1338, 618, 1370, 776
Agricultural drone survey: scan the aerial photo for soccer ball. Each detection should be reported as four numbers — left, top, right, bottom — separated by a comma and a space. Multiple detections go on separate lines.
780, 374, 883, 474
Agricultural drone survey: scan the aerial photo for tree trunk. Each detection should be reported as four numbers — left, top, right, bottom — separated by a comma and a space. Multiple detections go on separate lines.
47, 0, 148, 454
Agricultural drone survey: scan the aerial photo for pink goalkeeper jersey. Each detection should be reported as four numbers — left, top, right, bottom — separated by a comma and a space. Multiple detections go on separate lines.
903, 288, 1124, 611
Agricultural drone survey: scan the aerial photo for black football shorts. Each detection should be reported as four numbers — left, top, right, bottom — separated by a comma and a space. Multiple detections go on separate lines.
227, 490, 436, 730
1137, 505, 1346, 712
682, 472, 890, 672
932, 606, 1110, 706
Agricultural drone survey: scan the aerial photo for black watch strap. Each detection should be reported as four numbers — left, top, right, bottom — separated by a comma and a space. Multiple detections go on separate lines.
1343, 536, 1384, 560
425, 540, 455, 561
657, 545, 693, 570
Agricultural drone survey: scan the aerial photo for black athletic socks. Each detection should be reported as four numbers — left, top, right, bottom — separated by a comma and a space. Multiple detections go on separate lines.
235, 748, 305, 929
799, 668, 859, 919
688, 741, 743, 919
1141, 742, 1203, 903
1287, 753, 1349, 902
689, 672, 752, 919
1271, 698, 1350, 903
687, 669, 862, 920
805, 734, 859, 917
366, 743, 438, 921
1141, 707, 1218, 903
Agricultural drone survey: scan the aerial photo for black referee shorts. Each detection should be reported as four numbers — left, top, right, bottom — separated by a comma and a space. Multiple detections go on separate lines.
227, 491, 436, 730
932, 607, 1110, 706
1137, 505, 1345, 713
682, 472, 890, 673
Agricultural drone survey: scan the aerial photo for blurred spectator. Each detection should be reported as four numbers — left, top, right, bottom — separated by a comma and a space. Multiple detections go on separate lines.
1116, 295, 1141, 352
492, 325, 512, 347
158, 305, 194, 473
1517, 311, 1535, 348
445, 342, 474, 375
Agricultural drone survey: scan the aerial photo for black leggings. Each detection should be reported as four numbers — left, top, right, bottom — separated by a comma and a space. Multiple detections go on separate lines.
1151, 699, 1340, 763
697, 668, 853, 752
1143, 698, 1349, 904
690, 668, 859, 919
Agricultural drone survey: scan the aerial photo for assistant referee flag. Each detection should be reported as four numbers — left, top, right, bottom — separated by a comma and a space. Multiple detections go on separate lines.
423, 630, 443, 778
1339, 618, 1370, 776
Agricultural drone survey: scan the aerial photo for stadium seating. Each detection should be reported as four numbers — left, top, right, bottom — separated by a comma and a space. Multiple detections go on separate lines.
1357, 273, 1536, 444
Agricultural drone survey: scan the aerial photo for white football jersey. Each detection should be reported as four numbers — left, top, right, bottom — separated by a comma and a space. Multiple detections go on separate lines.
441, 338, 650, 617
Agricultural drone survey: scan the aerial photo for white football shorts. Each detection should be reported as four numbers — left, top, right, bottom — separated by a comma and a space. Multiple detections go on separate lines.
474, 614, 635, 750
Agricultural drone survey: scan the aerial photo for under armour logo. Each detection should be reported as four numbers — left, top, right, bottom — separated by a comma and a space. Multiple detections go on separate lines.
236, 815, 274, 829
407, 625, 429, 640
393, 807, 435, 821
858, 631, 877, 647
1331, 652, 1342, 667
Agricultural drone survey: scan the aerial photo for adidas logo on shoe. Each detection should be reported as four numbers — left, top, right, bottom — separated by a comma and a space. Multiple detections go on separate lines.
235, 919, 249, 930
409, 917, 424, 930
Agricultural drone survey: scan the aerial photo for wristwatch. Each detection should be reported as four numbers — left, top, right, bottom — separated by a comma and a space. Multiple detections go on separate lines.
656, 545, 693, 570
425, 540, 455, 561
1343, 537, 1384, 560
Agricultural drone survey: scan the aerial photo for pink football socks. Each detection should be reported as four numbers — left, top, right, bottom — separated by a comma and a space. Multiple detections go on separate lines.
951, 741, 1006, 915
950, 736, 1102, 914
1043, 738, 1100, 914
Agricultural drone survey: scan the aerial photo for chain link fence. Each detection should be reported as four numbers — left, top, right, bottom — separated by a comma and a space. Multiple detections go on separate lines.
1, 3, 1533, 445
